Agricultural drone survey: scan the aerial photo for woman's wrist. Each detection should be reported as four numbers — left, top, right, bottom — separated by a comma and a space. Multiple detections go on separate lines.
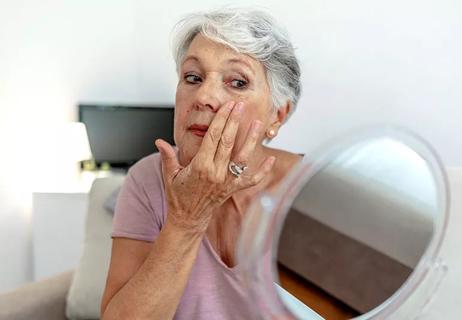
164, 213, 209, 240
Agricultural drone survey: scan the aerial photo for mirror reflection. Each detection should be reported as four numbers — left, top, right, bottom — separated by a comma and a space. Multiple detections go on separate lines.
276, 137, 437, 319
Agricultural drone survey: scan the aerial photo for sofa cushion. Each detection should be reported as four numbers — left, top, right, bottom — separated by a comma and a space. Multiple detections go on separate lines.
66, 176, 125, 320
103, 186, 121, 214
0, 271, 73, 320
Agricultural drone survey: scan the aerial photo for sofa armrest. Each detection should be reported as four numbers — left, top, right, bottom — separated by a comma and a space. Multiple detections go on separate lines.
0, 271, 73, 320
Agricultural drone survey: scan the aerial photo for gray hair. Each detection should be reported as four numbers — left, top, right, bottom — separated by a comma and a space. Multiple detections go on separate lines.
171, 8, 301, 120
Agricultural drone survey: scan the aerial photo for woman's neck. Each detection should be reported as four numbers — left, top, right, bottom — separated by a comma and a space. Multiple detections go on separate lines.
229, 145, 302, 214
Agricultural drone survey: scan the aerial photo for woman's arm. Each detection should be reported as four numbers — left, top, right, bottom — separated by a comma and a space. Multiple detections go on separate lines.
101, 220, 203, 320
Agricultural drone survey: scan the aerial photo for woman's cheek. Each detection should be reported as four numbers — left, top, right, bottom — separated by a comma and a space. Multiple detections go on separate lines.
173, 110, 186, 144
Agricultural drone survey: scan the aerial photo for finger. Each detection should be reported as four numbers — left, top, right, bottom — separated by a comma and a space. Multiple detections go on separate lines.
196, 101, 235, 163
155, 139, 181, 181
233, 119, 263, 165
243, 156, 276, 188
214, 102, 244, 169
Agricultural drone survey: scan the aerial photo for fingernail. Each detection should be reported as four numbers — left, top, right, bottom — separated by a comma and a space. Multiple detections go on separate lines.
227, 101, 235, 110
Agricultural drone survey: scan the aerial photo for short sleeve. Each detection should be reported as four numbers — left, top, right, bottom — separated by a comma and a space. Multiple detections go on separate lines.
111, 168, 161, 242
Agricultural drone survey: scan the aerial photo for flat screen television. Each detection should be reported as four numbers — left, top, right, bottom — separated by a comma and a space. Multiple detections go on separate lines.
79, 104, 175, 170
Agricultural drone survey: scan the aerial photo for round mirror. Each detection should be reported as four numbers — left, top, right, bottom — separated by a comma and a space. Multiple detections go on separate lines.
237, 126, 449, 320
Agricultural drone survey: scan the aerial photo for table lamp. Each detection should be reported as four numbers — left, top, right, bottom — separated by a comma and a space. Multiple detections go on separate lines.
59, 122, 93, 184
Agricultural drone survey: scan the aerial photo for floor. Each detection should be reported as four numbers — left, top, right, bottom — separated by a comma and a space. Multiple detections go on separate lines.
277, 263, 359, 320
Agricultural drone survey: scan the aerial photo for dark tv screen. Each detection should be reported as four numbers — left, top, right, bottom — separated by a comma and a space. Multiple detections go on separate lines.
79, 104, 175, 169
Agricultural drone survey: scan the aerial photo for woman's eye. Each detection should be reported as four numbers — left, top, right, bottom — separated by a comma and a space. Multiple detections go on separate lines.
184, 74, 202, 84
230, 79, 247, 89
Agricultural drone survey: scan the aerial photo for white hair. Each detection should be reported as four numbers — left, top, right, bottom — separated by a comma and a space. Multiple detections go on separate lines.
171, 7, 301, 121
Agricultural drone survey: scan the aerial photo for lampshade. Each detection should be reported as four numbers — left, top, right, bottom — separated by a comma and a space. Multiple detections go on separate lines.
61, 122, 93, 162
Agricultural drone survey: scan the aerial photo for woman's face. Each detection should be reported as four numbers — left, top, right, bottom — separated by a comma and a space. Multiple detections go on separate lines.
174, 34, 277, 165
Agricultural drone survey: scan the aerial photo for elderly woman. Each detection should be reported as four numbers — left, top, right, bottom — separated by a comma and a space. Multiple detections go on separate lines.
101, 8, 302, 320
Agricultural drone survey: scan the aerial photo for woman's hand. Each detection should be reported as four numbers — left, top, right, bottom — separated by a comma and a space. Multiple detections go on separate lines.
154, 101, 276, 234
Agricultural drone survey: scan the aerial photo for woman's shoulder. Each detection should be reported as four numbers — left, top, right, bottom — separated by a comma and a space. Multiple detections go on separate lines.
112, 152, 166, 241
268, 147, 303, 172
263, 147, 303, 191
127, 152, 163, 184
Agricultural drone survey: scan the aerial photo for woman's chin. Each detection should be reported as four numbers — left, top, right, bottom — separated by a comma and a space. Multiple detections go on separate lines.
178, 147, 199, 166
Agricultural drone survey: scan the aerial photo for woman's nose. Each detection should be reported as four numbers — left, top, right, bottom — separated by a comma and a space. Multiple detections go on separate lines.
194, 77, 224, 112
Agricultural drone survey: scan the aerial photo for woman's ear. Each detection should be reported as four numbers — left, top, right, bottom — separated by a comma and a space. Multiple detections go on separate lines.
266, 100, 292, 139
276, 100, 292, 124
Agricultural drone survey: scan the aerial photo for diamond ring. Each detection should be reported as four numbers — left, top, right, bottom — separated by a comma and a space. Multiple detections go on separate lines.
228, 161, 247, 177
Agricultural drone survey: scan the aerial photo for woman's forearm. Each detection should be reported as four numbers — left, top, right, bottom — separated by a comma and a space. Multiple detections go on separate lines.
102, 219, 204, 320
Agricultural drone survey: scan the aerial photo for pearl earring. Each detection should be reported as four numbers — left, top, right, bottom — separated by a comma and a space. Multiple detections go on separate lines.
267, 129, 276, 138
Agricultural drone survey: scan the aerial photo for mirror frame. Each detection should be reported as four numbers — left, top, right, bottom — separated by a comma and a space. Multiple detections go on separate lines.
237, 125, 450, 320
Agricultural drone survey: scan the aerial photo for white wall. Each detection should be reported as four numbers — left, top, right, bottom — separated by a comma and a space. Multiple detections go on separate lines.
0, 0, 140, 292
269, 0, 462, 164
0, 0, 460, 292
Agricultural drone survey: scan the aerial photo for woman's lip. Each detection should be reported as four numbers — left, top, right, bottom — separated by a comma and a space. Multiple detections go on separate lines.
189, 129, 207, 137
188, 124, 209, 131
188, 124, 209, 137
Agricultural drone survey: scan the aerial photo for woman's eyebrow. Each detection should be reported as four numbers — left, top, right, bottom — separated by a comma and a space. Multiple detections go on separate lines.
182, 55, 200, 66
182, 55, 255, 76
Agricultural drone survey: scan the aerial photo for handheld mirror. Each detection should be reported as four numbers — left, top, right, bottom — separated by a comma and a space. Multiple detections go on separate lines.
237, 127, 449, 320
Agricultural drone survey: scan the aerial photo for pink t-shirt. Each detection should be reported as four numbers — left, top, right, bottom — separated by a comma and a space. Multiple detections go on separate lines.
111, 152, 257, 320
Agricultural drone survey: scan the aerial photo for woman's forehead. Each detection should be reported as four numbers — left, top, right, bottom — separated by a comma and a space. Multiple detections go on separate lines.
183, 34, 264, 75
